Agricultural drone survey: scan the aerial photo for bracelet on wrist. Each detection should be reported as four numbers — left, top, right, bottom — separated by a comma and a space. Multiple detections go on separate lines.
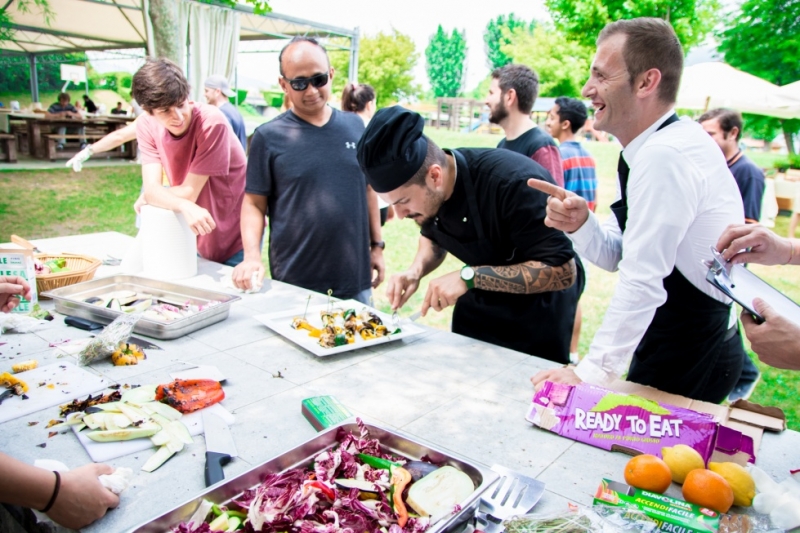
370, 240, 385, 250
40, 471, 61, 514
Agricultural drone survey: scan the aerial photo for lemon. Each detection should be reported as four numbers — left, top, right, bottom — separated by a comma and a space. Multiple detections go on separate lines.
708, 462, 756, 507
661, 444, 705, 484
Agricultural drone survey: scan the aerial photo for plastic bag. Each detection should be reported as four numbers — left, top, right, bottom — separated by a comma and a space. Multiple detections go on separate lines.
78, 313, 141, 366
503, 505, 657, 533
0, 313, 49, 334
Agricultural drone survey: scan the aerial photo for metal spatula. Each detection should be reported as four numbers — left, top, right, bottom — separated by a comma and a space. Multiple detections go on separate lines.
478, 464, 546, 533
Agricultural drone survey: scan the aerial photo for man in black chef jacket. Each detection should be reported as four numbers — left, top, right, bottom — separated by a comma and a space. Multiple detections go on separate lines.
356, 106, 582, 363
528, 18, 747, 403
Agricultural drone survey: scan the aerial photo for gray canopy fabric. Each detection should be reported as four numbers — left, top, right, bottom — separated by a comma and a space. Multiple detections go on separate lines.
1, 0, 359, 95
1, 0, 357, 55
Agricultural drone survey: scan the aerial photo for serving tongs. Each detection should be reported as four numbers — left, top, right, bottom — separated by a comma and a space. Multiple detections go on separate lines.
476, 465, 546, 533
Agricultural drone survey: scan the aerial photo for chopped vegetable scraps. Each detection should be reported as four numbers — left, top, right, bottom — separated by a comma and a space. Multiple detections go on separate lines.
0, 372, 28, 394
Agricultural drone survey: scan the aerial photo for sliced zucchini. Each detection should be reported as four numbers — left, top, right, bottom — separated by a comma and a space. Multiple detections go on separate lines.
335, 479, 381, 493
141, 445, 175, 472
405, 466, 475, 523
120, 385, 157, 405
86, 423, 160, 442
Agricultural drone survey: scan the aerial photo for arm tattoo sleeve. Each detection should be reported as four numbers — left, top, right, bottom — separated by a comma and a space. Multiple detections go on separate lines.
473, 258, 576, 294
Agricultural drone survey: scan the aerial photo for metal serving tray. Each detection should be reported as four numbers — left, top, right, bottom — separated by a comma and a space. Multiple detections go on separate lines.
41, 275, 241, 340
128, 421, 499, 533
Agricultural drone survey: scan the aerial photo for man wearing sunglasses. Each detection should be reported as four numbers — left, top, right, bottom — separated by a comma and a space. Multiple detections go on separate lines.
233, 37, 384, 304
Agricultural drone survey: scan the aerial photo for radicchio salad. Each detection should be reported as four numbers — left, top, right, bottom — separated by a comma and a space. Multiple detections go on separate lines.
172, 420, 475, 533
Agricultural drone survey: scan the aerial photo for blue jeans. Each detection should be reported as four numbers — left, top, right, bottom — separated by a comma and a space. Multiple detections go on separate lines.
223, 249, 244, 267
352, 288, 373, 305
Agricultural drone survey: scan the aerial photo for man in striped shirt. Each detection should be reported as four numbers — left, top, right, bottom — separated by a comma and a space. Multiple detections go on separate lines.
545, 97, 598, 212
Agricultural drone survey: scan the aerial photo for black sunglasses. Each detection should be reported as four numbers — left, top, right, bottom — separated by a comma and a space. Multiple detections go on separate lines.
283, 73, 329, 91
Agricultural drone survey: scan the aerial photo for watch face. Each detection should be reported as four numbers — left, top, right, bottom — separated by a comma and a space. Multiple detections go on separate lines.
461, 266, 475, 280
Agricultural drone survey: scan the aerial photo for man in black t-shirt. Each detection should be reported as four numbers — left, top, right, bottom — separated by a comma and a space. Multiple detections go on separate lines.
233, 37, 384, 302
357, 106, 581, 362
487, 65, 564, 187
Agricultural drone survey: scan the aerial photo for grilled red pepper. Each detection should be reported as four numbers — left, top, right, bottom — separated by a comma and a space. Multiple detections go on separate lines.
155, 379, 224, 413
306, 480, 336, 500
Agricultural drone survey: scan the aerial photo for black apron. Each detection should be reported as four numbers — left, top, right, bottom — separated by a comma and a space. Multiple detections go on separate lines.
425, 151, 582, 363
611, 115, 744, 403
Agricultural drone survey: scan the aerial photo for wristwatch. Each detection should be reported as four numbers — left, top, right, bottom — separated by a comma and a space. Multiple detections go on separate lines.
370, 241, 386, 250
461, 265, 475, 289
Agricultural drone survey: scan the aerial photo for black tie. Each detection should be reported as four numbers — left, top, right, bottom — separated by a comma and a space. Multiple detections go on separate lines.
617, 152, 630, 205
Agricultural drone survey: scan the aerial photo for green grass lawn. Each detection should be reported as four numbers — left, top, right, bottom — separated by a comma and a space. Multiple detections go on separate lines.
1, 130, 797, 429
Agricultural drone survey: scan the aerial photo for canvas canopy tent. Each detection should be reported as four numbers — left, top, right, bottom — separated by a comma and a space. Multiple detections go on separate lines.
0, 0, 359, 102
677, 62, 800, 120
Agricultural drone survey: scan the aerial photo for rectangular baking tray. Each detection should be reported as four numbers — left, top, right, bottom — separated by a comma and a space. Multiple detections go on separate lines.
41, 275, 241, 340
254, 299, 425, 356
127, 421, 498, 533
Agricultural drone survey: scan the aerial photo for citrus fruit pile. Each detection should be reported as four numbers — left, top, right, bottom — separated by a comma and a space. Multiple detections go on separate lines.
622, 445, 755, 513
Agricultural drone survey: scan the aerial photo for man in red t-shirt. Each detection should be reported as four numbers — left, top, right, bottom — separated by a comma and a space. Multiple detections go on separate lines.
131, 58, 246, 265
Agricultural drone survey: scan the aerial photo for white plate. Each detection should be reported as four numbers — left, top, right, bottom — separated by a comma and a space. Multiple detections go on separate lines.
254, 299, 424, 357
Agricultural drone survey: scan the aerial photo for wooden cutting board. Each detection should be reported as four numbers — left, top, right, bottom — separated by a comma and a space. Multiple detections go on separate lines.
0, 362, 108, 424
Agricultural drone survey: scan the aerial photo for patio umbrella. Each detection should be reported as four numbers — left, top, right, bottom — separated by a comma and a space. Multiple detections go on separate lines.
677, 62, 800, 119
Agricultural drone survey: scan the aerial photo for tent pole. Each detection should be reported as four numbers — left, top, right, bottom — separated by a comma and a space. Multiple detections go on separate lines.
28, 55, 39, 103
348, 27, 359, 84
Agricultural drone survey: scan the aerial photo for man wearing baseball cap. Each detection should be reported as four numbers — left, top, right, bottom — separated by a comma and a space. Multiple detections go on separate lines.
357, 106, 583, 362
204, 74, 247, 149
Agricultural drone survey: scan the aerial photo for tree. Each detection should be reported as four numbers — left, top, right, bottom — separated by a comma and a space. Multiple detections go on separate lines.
501, 24, 592, 98
329, 30, 420, 107
425, 26, 467, 98
483, 14, 535, 70
544, 0, 719, 53
718, 0, 800, 153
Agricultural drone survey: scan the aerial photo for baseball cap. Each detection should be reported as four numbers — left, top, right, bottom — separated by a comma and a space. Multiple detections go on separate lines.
204, 75, 234, 97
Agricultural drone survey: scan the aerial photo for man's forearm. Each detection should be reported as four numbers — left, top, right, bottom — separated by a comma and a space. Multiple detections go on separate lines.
410, 237, 447, 279
143, 183, 192, 213
241, 195, 267, 259
366, 185, 382, 243
474, 258, 576, 294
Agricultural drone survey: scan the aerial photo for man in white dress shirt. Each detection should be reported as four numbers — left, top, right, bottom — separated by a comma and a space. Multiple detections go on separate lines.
528, 18, 746, 403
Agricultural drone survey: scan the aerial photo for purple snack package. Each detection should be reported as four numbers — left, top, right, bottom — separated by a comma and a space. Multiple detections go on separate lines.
527, 381, 721, 463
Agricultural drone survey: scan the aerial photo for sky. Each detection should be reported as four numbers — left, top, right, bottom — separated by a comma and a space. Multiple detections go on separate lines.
88, 0, 735, 94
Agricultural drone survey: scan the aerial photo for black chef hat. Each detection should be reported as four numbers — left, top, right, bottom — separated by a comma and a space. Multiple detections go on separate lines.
356, 106, 428, 193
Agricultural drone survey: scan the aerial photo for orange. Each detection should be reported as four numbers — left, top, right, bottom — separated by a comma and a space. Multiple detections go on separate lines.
624, 454, 672, 494
682, 469, 734, 513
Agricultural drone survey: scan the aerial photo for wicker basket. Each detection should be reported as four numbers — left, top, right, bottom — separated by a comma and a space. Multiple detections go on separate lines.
35, 253, 102, 296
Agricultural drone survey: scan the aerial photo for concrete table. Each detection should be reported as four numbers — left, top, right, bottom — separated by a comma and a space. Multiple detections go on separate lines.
1, 232, 797, 532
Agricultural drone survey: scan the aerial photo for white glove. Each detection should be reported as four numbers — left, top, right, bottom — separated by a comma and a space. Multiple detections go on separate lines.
65, 145, 94, 172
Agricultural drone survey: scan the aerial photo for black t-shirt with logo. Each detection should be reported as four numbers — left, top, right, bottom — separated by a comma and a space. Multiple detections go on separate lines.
246, 108, 370, 298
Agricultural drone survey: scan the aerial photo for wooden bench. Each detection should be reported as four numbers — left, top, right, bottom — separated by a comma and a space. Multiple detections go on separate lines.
0, 133, 17, 163
43, 133, 107, 161
42, 133, 138, 162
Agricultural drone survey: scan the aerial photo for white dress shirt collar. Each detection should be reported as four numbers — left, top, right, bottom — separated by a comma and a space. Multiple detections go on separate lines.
621, 108, 676, 165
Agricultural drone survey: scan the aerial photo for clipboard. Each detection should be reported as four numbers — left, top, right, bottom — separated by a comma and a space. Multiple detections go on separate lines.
706, 247, 800, 326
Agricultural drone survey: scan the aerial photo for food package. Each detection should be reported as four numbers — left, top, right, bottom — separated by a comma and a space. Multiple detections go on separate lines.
504, 504, 657, 533
0, 248, 38, 313
527, 381, 754, 465
78, 313, 141, 366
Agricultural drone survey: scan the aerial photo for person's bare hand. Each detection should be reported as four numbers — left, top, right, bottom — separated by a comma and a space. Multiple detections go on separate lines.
180, 203, 216, 235
231, 258, 265, 291
46, 464, 120, 529
530, 366, 582, 391
421, 270, 468, 316
370, 247, 385, 289
386, 270, 420, 311
741, 298, 800, 371
0, 276, 33, 313
133, 193, 147, 214
527, 179, 590, 233
716, 223, 793, 265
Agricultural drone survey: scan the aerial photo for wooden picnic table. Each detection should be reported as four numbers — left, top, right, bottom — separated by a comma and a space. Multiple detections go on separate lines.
9, 113, 135, 160
1, 232, 798, 532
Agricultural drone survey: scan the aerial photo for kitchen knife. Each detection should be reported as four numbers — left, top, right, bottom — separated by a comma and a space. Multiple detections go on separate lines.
127, 336, 163, 351
202, 410, 237, 487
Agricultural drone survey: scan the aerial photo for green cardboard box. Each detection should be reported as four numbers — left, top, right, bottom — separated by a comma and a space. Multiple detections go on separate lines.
593, 479, 720, 533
